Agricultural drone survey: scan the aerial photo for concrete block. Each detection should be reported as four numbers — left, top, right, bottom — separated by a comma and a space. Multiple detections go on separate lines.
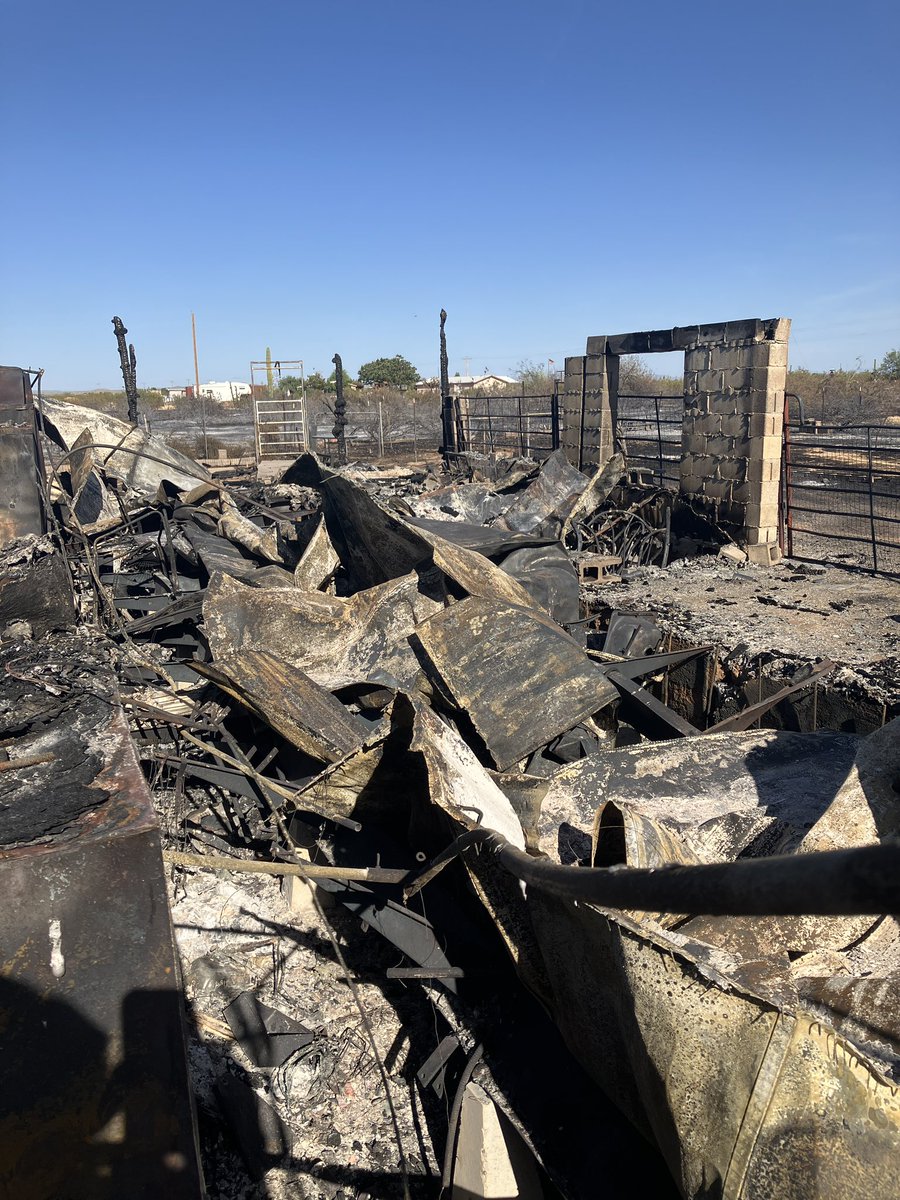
696, 368, 724, 392
683, 410, 721, 437
673, 325, 702, 351
684, 345, 711, 371
585, 336, 607, 355
746, 341, 789, 368
701, 478, 734, 501
744, 479, 780, 505
710, 346, 749, 370
720, 412, 750, 438
749, 366, 787, 393
749, 411, 783, 439
744, 501, 780, 527
682, 453, 717, 478
705, 434, 737, 457
680, 473, 703, 493
745, 525, 779, 545
745, 542, 783, 566
452, 1082, 544, 1200
683, 370, 699, 396
719, 542, 748, 564
744, 390, 783, 416
606, 332, 647, 355
748, 434, 783, 462
697, 322, 730, 344
716, 455, 748, 481
766, 317, 791, 343
747, 457, 781, 483
725, 318, 766, 343
649, 328, 675, 352
722, 368, 752, 394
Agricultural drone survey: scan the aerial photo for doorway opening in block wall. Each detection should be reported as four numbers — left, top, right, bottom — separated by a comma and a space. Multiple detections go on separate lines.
616, 350, 685, 490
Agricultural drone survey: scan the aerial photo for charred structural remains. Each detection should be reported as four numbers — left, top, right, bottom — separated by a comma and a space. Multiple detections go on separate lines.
0, 351, 899, 1200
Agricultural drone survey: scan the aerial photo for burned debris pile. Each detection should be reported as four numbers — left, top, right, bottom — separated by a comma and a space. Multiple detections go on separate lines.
2, 377, 900, 1200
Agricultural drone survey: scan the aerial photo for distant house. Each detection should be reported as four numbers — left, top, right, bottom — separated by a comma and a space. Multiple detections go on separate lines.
199, 381, 251, 404
416, 373, 517, 395
168, 381, 251, 404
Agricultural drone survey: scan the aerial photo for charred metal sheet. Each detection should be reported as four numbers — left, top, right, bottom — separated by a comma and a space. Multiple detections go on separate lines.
319, 473, 542, 611
540, 728, 864, 869
404, 515, 580, 622
0, 684, 203, 1198
293, 513, 339, 590
203, 569, 442, 691
413, 598, 618, 771
194, 649, 372, 762
0, 366, 45, 549
603, 611, 663, 657
40, 396, 211, 495
526, 889, 900, 1200
223, 991, 314, 1067
498, 447, 591, 535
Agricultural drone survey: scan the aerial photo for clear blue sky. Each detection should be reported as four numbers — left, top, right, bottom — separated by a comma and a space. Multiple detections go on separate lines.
3, 0, 898, 389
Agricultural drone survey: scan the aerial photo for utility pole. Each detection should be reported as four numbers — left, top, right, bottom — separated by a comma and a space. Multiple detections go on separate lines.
192, 312, 208, 459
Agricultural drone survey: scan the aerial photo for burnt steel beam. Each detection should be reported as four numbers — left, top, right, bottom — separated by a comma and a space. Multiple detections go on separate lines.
606, 669, 698, 739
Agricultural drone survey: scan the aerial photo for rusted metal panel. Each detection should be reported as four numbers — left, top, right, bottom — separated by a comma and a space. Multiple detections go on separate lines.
0, 691, 203, 1198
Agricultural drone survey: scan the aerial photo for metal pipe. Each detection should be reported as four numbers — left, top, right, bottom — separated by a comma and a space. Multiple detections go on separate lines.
408, 828, 900, 916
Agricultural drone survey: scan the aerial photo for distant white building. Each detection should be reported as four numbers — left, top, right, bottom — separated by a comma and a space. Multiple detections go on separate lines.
199, 381, 251, 404
416, 373, 517, 395
167, 381, 250, 404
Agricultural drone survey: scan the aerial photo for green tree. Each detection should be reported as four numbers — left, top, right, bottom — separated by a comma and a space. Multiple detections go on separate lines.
877, 349, 900, 379
356, 355, 419, 388
326, 367, 354, 391
515, 359, 554, 394
278, 374, 306, 394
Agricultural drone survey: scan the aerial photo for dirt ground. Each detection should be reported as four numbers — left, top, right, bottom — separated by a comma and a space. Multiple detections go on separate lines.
587, 553, 900, 704
167, 853, 449, 1199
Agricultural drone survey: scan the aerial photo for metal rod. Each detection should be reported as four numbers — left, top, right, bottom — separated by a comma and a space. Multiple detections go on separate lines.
867, 425, 879, 573
162, 849, 408, 884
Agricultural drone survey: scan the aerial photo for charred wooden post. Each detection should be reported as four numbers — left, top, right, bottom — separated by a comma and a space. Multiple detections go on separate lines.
111, 316, 139, 424
439, 308, 455, 459
331, 353, 348, 465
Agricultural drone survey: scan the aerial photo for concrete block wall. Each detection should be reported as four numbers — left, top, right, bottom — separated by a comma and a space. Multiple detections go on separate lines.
680, 317, 789, 562
561, 317, 790, 564
560, 338, 616, 471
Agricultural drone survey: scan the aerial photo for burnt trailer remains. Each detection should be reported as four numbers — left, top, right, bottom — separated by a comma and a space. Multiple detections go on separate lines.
1, 342, 900, 1200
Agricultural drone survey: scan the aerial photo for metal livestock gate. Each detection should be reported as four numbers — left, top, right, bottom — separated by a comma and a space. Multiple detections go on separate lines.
781, 402, 900, 575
